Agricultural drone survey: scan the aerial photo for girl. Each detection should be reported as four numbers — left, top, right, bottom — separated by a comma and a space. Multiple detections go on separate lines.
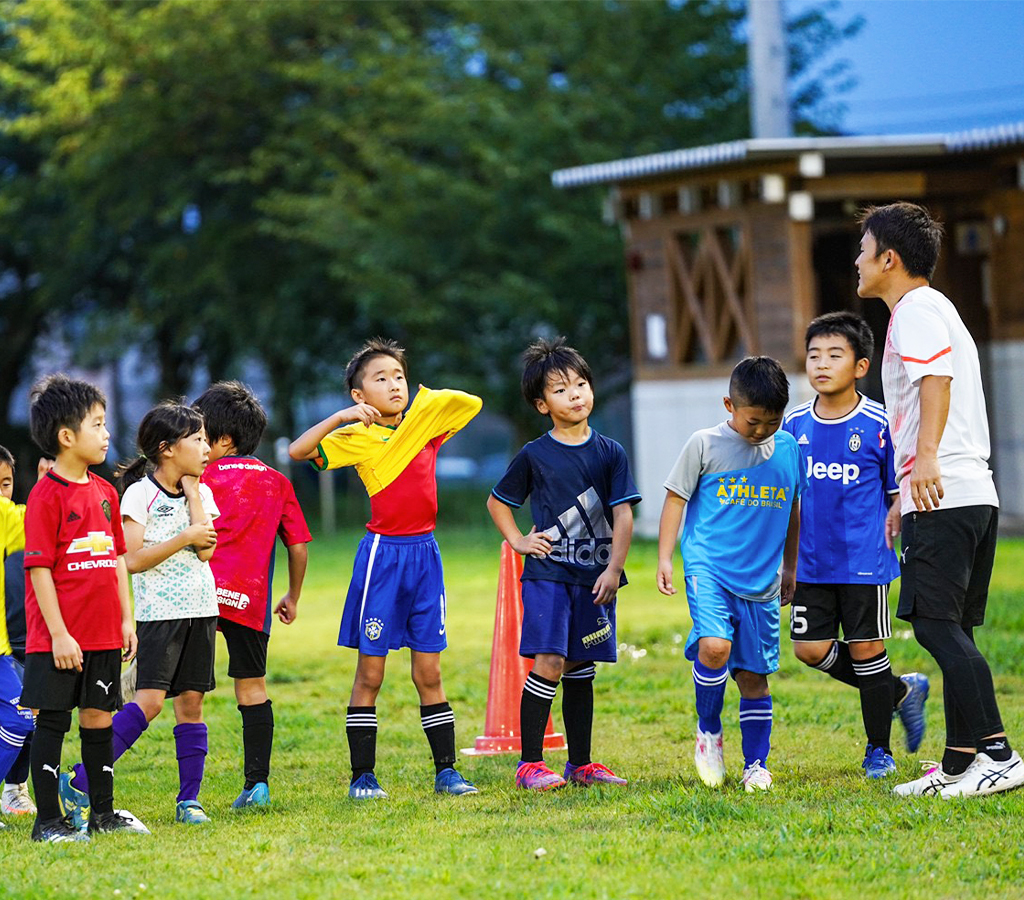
59, 402, 219, 826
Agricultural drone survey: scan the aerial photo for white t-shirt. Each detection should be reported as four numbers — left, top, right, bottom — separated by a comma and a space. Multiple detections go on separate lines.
121, 475, 220, 621
881, 285, 999, 515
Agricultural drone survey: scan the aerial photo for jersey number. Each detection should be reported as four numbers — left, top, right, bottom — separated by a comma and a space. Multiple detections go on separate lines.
790, 604, 809, 635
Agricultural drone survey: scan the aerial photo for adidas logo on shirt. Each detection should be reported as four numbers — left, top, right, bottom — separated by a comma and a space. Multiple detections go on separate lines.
541, 487, 613, 567
797, 435, 810, 445
67, 511, 82, 523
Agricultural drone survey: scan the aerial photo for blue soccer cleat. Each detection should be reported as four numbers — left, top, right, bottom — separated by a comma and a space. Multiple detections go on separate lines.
349, 772, 388, 800
895, 672, 930, 753
434, 767, 479, 796
863, 744, 897, 779
231, 782, 270, 809
175, 800, 210, 825
58, 772, 90, 832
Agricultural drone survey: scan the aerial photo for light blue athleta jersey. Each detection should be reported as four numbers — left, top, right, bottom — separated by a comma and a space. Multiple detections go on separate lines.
664, 422, 806, 601
782, 394, 900, 585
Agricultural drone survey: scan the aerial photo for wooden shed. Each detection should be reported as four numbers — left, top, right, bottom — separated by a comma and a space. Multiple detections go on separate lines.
553, 123, 1024, 534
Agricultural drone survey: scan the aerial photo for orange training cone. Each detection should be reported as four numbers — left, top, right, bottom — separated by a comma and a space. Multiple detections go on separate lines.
461, 542, 566, 755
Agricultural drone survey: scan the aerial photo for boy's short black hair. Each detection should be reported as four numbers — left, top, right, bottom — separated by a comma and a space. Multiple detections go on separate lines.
521, 337, 593, 408
0, 444, 14, 469
729, 357, 789, 413
29, 374, 107, 458
193, 381, 268, 456
805, 311, 875, 362
859, 202, 944, 280
345, 338, 408, 393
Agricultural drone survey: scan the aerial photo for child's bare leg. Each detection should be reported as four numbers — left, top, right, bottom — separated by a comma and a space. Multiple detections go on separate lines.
133, 688, 168, 723
348, 653, 387, 784
172, 691, 208, 803
411, 651, 463, 779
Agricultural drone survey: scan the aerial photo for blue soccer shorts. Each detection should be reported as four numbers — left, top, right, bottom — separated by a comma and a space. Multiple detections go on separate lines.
0, 655, 35, 754
520, 580, 617, 663
339, 532, 448, 656
682, 574, 780, 675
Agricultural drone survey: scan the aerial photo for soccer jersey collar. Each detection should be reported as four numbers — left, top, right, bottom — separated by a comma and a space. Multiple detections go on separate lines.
810, 393, 867, 425
147, 473, 184, 498
544, 428, 594, 448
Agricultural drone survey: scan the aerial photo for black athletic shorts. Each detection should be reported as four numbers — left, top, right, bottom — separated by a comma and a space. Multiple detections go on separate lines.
789, 582, 893, 643
219, 617, 269, 680
897, 505, 998, 626
136, 616, 217, 696
21, 648, 123, 712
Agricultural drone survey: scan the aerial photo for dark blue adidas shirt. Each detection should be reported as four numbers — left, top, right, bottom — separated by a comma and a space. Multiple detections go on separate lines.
491, 430, 641, 587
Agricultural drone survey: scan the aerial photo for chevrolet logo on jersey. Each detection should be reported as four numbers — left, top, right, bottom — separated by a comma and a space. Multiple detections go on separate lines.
68, 531, 115, 556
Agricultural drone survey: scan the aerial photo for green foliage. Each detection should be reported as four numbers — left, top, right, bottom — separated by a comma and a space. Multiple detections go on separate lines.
0, 0, 860, 436
4, 531, 1023, 899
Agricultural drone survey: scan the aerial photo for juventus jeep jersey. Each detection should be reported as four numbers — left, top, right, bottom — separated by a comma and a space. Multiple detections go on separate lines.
783, 395, 900, 585
24, 471, 126, 653
492, 430, 641, 587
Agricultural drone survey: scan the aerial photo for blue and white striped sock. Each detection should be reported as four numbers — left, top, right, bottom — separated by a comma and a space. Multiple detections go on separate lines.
739, 696, 773, 767
693, 661, 729, 734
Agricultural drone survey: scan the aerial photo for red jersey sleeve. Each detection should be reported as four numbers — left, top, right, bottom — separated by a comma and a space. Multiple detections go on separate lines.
24, 480, 60, 570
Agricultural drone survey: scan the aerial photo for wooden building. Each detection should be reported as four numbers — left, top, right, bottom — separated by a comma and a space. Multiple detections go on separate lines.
553, 123, 1024, 534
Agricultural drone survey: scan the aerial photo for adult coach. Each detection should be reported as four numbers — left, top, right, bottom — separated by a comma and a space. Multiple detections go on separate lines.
856, 201, 1023, 798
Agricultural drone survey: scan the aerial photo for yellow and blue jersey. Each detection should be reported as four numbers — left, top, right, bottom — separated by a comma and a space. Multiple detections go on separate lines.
0, 497, 27, 657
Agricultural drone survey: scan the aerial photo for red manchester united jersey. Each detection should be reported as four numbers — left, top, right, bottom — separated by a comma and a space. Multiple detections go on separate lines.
202, 457, 312, 633
24, 471, 126, 653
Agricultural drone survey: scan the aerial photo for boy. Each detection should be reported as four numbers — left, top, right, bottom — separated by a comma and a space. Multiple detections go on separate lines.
289, 338, 481, 798
657, 357, 804, 792
856, 202, 1023, 797
1, 446, 36, 818
193, 380, 312, 808
487, 337, 639, 790
782, 312, 929, 778
21, 375, 147, 841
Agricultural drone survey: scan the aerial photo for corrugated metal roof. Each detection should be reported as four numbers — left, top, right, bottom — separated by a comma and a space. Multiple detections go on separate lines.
552, 121, 1024, 188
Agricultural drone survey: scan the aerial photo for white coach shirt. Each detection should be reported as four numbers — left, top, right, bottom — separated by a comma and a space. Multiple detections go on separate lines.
881, 285, 999, 515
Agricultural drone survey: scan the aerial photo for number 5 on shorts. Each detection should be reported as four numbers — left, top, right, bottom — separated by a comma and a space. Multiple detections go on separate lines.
790, 604, 809, 635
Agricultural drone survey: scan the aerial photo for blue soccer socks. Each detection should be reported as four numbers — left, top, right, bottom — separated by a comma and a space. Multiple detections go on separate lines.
693, 661, 728, 735
739, 696, 773, 768
421, 702, 457, 774
174, 722, 208, 803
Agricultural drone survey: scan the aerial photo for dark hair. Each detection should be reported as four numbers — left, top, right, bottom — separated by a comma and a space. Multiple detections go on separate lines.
729, 356, 789, 412
116, 400, 205, 493
521, 336, 593, 409
805, 311, 874, 362
859, 202, 944, 280
193, 381, 267, 457
29, 374, 107, 458
0, 444, 14, 470
345, 338, 408, 393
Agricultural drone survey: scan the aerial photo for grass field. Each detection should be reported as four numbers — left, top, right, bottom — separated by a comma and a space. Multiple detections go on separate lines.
5, 527, 1024, 900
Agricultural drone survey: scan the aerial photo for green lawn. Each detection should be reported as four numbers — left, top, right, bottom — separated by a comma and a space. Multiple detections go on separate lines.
6, 529, 1024, 900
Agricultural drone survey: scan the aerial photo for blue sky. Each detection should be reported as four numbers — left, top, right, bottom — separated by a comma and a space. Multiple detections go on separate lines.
793, 0, 1024, 135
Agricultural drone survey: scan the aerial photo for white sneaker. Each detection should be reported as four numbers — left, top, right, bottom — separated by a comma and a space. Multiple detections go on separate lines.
939, 751, 1024, 799
742, 759, 773, 792
694, 726, 725, 787
894, 762, 963, 796
1, 783, 36, 815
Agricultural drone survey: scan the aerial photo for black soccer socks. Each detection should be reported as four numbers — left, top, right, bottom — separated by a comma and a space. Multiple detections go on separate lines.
420, 702, 456, 774
561, 664, 596, 767
30, 710, 71, 822
853, 650, 896, 754
520, 672, 558, 763
239, 700, 274, 789
347, 706, 378, 781
80, 724, 115, 817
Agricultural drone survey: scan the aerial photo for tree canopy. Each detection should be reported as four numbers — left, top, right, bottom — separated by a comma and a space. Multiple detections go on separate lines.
0, 0, 860, 440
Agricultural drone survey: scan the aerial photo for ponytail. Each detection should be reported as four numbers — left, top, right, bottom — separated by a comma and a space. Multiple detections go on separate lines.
115, 455, 150, 494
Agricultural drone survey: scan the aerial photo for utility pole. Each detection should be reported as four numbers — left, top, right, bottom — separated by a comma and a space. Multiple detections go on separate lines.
748, 0, 792, 138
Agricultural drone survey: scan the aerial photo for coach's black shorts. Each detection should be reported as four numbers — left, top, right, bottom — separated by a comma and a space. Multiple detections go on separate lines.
136, 616, 217, 697
789, 582, 893, 643
897, 505, 998, 626
219, 617, 269, 679
21, 648, 122, 712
